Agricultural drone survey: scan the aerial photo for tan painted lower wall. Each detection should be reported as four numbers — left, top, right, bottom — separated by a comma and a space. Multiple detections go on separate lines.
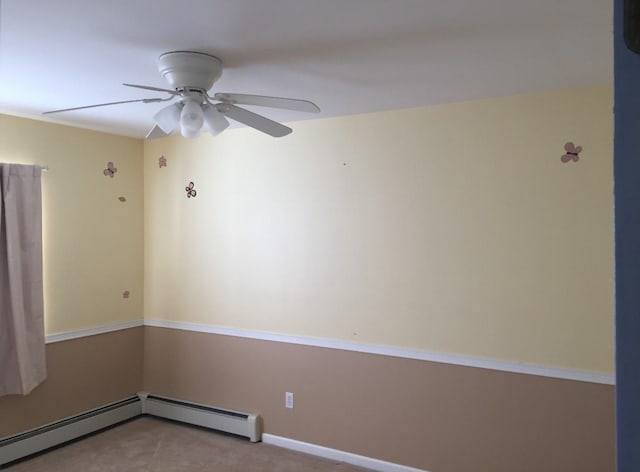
144, 326, 614, 472
0, 328, 143, 438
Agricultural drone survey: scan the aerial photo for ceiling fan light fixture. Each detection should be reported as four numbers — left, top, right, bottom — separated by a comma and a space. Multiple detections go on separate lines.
43, 51, 320, 139
180, 124, 201, 139
202, 104, 229, 136
153, 103, 181, 134
180, 100, 204, 137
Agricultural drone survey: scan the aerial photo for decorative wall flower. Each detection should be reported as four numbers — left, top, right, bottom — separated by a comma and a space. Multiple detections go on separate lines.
185, 181, 197, 198
103, 161, 118, 177
122, 290, 130, 299
159, 155, 167, 168
561, 142, 582, 163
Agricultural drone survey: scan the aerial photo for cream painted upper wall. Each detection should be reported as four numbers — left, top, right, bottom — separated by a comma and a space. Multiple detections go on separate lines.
144, 86, 613, 373
0, 115, 144, 334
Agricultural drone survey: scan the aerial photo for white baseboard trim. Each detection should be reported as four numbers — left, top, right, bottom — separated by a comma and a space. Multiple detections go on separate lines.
262, 434, 426, 472
45, 319, 144, 344
144, 319, 615, 385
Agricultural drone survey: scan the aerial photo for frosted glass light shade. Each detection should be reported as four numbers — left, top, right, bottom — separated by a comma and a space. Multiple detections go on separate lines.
203, 105, 229, 136
180, 123, 201, 138
153, 103, 181, 134
180, 100, 204, 137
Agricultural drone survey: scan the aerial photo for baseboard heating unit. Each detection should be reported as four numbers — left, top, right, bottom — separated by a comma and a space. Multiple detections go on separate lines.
140, 392, 261, 442
0, 392, 261, 467
0, 396, 141, 467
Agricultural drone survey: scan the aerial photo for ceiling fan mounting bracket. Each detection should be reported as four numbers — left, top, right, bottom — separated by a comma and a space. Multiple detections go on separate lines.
158, 51, 222, 91
178, 87, 207, 103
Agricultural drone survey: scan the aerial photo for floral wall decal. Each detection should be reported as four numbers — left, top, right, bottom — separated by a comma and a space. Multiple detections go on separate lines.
561, 142, 582, 163
103, 161, 118, 177
185, 181, 197, 198
159, 155, 167, 168
122, 290, 130, 299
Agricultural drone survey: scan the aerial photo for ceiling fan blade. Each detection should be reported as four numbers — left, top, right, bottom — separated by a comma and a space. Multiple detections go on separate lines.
216, 104, 292, 137
202, 104, 229, 136
214, 93, 320, 113
42, 98, 167, 115
123, 83, 180, 95
146, 125, 169, 139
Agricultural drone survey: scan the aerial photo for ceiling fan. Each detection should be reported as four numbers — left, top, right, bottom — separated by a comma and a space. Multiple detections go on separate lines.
43, 51, 321, 139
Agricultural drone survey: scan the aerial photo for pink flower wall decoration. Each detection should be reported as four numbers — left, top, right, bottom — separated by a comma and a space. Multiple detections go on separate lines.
185, 181, 197, 198
103, 161, 118, 177
159, 156, 167, 168
561, 142, 582, 163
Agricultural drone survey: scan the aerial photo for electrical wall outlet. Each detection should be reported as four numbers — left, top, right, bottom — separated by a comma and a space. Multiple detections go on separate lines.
285, 392, 294, 409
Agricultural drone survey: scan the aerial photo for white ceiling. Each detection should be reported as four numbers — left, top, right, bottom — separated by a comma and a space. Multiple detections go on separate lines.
0, 0, 612, 139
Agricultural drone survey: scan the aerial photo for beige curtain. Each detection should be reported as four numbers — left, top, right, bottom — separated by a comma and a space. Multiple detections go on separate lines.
0, 163, 46, 396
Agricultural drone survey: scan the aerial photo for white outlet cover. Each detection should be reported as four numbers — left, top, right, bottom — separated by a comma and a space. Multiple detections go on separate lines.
285, 392, 294, 409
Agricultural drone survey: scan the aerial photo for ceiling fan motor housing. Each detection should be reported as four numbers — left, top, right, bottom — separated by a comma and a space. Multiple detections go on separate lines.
158, 51, 222, 91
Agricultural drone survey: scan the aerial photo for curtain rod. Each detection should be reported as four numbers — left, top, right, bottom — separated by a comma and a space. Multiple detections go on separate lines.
0, 163, 49, 171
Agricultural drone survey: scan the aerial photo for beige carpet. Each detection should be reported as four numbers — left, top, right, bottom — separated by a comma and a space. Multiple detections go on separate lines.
5, 416, 369, 471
